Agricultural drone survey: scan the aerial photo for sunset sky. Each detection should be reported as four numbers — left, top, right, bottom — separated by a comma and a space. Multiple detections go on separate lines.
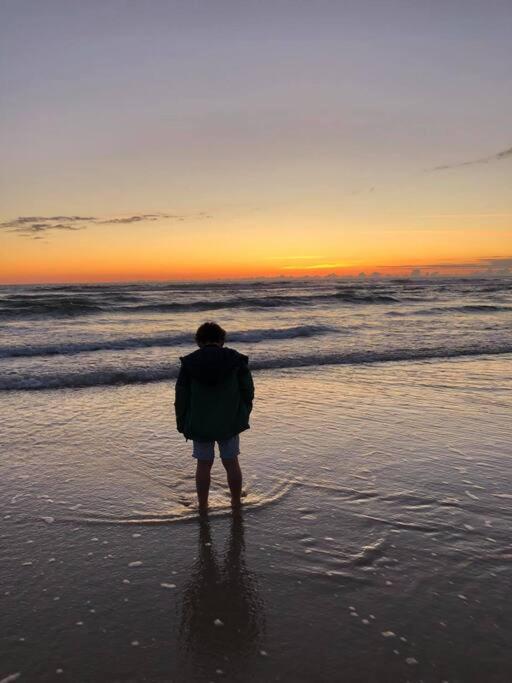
1, 0, 511, 283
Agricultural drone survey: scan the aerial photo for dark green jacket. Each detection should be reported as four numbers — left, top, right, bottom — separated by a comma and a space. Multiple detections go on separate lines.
174, 345, 254, 442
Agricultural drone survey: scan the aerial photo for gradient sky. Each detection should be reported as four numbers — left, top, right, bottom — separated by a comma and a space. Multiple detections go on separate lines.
1, 0, 511, 283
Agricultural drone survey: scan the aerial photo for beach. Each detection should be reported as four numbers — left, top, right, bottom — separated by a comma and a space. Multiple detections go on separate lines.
1, 346, 511, 681
2, 0, 512, 678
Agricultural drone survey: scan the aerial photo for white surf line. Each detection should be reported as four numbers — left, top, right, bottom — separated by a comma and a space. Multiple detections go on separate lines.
0, 674, 21, 683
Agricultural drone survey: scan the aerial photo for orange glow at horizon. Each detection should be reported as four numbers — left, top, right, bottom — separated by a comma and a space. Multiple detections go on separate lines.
1, 254, 509, 285
1, 211, 511, 284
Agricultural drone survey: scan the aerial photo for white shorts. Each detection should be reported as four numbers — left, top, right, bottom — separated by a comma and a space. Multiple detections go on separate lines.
192, 435, 240, 461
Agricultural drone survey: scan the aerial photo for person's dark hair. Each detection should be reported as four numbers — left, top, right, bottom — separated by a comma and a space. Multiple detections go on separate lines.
195, 322, 226, 346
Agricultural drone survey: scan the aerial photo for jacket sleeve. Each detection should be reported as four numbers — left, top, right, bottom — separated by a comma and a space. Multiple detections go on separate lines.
174, 363, 191, 433
238, 365, 254, 413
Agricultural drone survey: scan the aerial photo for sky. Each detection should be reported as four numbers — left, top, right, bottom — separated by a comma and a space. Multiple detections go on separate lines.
0, 0, 511, 283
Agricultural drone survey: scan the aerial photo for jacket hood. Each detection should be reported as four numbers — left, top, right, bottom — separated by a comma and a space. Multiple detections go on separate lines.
181, 345, 248, 386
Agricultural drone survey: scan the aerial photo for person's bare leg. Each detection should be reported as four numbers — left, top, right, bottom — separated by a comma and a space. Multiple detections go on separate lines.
196, 460, 213, 513
222, 457, 242, 507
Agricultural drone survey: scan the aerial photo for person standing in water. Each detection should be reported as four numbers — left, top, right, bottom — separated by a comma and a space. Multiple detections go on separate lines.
174, 322, 254, 513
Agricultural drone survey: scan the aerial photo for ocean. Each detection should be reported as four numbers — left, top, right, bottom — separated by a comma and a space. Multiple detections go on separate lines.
1, 277, 511, 682
1, 276, 511, 391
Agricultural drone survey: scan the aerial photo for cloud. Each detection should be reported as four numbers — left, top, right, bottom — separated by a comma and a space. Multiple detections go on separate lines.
0, 215, 93, 228
0, 217, 88, 238
46, 215, 96, 221
0, 215, 93, 238
478, 257, 512, 272
98, 213, 171, 224
98, 212, 212, 224
429, 145, 512, 171
376, 257, 512, 275
0, 212, 211, 239
282, 262, 349, 270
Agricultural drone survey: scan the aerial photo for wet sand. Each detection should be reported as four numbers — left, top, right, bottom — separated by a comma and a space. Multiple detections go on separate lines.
1, 355, 511, 682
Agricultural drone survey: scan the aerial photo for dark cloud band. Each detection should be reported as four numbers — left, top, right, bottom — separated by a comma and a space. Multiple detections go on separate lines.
430, 145, 512, 171
0, 212, 211, 239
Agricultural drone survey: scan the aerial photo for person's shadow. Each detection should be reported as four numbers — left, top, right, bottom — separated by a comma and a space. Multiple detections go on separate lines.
178, 512, 265, 679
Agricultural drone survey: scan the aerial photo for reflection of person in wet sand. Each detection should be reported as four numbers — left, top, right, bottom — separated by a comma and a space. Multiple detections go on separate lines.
178, 513, 265, 678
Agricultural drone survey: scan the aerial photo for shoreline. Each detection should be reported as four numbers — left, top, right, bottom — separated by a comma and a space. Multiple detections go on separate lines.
1, 355, 511, 681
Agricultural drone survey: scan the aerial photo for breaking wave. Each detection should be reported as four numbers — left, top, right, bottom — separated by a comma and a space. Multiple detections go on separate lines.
0, 324, 338, 359
0, 290, 405, 319
0, 296, 104, 317
387, 304, 512, 316
2, 343, 511, 392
